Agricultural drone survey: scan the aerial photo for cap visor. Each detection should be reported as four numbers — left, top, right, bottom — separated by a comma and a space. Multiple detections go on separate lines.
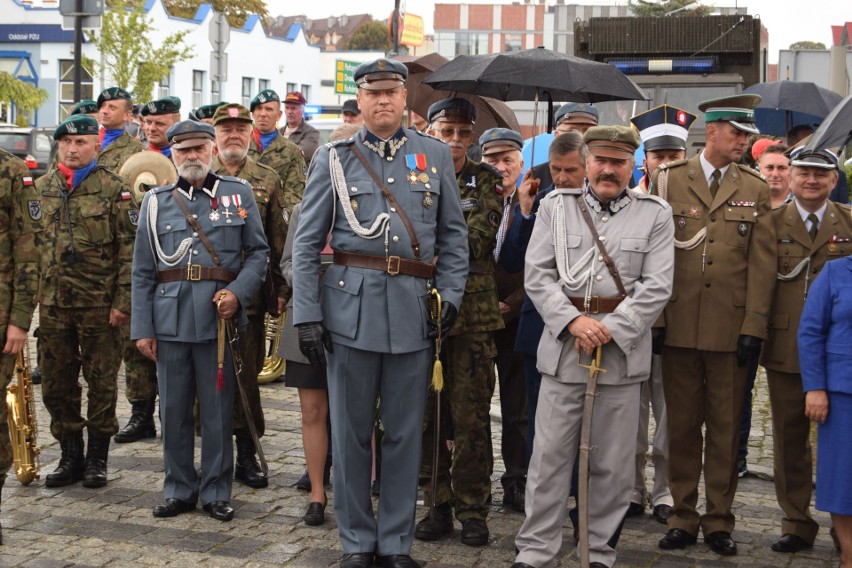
790, 158, 837, 170
358, 79, 405, 91
644, 136, 687, 152
482, 143, 522, 156
730, 121, 760, 135
588, 147, 634, 160
172, 137, 212, 149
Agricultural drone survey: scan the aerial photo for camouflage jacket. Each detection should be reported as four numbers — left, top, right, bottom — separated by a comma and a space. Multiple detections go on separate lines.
0, 149, 40, 332
35, 165, 137, 313
247, 131, 306, 211
97, 131, 145, 172
212, 154, 291, 309
450, 157, 505, 336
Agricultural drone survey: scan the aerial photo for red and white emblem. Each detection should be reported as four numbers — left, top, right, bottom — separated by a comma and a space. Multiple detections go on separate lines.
677, 110, 687, 125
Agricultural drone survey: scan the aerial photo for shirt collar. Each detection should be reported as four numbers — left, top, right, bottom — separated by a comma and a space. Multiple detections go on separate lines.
794, 199, 827, 225
699, 151, 731, 186
176, 171, 220, 199
583, 181, 632, 215
361, 127, 408, 159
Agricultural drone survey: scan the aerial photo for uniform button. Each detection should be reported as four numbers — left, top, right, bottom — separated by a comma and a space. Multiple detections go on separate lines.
597, 255, 603, 261
598, 236, 605, 242
390, 207, 397, 212
160, 289, 165, 295
425, 183, 431, 189
392, 235, 399, 242
705, 282, 711, 287
708, 238, 714, 243
338, 280, 345, 287
596, 275, 603, 282
601, 216, 609, 223
192, 232, 198, 237
165, 224, 172, 230
710, 216, 716, 222
193, 250, 199, 255
192, 214, 198, 219
387, 177, 395, 183
707, 259, 713, 265
226, 219, 232, 224
386, 156, 393, 162
351, 186, 358, 192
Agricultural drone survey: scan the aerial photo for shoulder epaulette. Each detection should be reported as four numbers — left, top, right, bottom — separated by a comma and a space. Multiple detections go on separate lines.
253, 161, 279, 178
632, 190, 670, 208
658, 158, 689, 171
152, 183, 176, 194
738, 165, 765, 181
220, 175, 251, 187
479, 161, 502, 179
327, 135, 355, 148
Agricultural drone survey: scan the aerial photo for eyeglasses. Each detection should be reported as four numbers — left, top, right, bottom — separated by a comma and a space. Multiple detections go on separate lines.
437, 127, 475, 138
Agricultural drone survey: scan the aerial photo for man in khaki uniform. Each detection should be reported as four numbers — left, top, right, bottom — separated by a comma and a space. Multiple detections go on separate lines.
762, 147, 852, 553
653, 94, 775, 556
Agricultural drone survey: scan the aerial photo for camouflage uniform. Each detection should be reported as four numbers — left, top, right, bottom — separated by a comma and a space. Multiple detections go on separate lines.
421, 157, 504, 521
0, 149, 40, 477
35, 165, 137, 440
97, 131, 144, 172
211, 154, 289, 436
248, 132, 305, 224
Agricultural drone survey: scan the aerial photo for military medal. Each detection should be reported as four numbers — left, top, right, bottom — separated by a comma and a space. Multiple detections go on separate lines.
406, 153, 428, 187
828, 243, 838, 253
209, 197, 220, 221
209, 210, 220, 221
423, 191, 433, 208
677, 217, 687, 230
221, 195, 233, 218
407, 171, 419, 184
351, 198, 359, 212
234, 194, 247, 219
689, 206, 700, 217
418, 172, 430, 183
738, 222, 748, 236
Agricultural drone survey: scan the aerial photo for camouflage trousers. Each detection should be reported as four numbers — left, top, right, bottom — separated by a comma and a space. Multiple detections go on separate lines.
0, 350, 15, 476
39, 305, 120, 440
232, 313, 265, 436
421, 331, 497, 521
120, 324, 158, 402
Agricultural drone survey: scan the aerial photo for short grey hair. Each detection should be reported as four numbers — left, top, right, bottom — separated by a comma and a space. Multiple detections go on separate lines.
549, 130, 588, 162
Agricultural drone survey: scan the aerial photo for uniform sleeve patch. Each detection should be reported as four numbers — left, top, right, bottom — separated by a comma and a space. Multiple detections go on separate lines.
128, 209, 139, 226
488, 210, 500, 228
120, 190, 132, 200
28, 200, 41, 220
23, 176, 34, 186
460, 198, 477, 211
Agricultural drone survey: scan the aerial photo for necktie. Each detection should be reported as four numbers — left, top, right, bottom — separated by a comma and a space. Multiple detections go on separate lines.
807, 213, 819, 241
709, 169, 721, 196
493, 195, 513, 262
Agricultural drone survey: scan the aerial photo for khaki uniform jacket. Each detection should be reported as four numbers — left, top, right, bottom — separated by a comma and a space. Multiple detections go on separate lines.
97, 131, 145, 172
762, 200, 852, 373
652, 155, 776, 351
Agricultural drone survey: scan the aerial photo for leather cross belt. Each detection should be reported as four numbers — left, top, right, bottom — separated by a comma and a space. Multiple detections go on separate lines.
157, 265, 238, 283
333, 251, 435, 279
569, 295, 624, 314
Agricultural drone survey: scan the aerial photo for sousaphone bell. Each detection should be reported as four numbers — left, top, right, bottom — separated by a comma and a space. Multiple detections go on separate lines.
118, 151, 178, 206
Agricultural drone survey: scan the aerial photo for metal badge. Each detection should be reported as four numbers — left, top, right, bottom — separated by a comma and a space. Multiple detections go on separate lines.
237, 207, 248, 219
209, 210, 220, 221
423, 191, 433, 208
418, 172, 430, 183
677, 217, 686, 230
408, 170, 418, 184
689, 206, 701, 218
828, 243, 838, 253
351, 198, 359, 212
738, 222, 748, 236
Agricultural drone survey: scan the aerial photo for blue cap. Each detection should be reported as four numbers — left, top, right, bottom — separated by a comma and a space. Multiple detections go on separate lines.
354, 58, 408, 90
479, 128, 523, 156
630, 104, 697, 151
166, 120, 215, 149
555, 103, 599, 126
427, 98, 477, 124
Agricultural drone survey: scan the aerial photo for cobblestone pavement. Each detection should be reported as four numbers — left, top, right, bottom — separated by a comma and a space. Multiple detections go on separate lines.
1, 336, 840, 567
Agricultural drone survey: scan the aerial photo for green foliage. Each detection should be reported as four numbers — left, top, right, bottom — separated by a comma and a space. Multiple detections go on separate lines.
628, 0, 713, 16
85, 0, 193, 103
0, 72, 49, 121
789, 41, 827, 50
344, 20, 391, 51
846, 163, 852, 201
162, 0, 269, 28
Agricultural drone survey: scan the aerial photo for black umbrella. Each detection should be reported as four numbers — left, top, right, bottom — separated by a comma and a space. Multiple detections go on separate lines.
743, 81, 844, 137
803, 94, 852, 151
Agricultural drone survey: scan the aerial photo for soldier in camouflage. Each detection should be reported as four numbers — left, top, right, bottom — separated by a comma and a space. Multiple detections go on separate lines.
211, 103, 289, 488
416, 99, 505, 547
33, 115, 138, 490
0, 148, 41, 544
97, 87, 145, 172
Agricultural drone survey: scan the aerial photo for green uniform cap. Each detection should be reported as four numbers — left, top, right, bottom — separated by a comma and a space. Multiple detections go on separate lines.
70, 100, 98, 116
97, 87, 133, 108
250, 89, 280, 112
584, 125, 640, 159
212, 103, 252, 126
698, 94, 761, 135
195, 101, 228, 120
54, 115, 100, 139
140, 96, 182, 117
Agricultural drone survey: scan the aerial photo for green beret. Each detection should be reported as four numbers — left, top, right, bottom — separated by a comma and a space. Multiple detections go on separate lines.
54, 115, 100, 139
212, 103, 252, 126
97, 87, 133, 108
195, 101, 228, 121
584, 126, 640, 159
70, 100, 98, 116
140, 96, 181, 117
250, 89, 280, 112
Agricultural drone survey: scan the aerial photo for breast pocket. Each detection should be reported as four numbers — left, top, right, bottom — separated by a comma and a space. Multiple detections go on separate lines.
157, 217, 187, 253
78, 199, 113, 246
619, 236, 649, 278
409, 176, 441, 224
344, 177, 376, 224
724, 207, 756, 247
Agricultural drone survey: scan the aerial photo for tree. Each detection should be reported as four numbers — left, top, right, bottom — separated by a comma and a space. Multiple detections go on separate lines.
628, 0, 713, 17
789, 41, 827, 50
0, 72, 49, 125
344, 21, 391, 51
162, 0, 269, 29
85, 0, 193, 103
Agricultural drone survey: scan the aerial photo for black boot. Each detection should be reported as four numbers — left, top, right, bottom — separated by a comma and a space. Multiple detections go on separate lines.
114, 398, 156, 443
234, 433, 268, 488
45, 431, 84, 487
1, 477, 4, 545
82, 436, 109, 488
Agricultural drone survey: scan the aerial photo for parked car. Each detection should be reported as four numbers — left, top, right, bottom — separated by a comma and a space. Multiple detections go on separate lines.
305, 117, 345, 145
0, 124, 56, 178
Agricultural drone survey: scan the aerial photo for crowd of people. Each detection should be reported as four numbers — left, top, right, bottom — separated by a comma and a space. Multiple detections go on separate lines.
0, 55, 850, 568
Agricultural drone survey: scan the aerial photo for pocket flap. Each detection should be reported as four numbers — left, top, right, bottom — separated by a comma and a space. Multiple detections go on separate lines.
620, 237, 649, 252
157, 217, 187, 235
566, 234, 582, 248
323, 269, 364, 296
724, 208, 756, 223
346, 177, 375, 195
80, 200, 108, 217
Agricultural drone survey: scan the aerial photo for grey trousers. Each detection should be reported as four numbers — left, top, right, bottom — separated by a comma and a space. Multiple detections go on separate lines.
632, 354, 672, 507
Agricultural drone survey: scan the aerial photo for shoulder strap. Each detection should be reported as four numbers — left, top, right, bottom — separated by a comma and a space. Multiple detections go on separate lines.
348, 142, 422, 259
574, 195, 627, 298
170, 188, 223, 267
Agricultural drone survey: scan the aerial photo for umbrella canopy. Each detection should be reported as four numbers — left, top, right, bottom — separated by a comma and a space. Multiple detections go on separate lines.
743, 81, 844, 137
423, 48, 646, 103
395, 53, 520, 138
803, 94, 852, 152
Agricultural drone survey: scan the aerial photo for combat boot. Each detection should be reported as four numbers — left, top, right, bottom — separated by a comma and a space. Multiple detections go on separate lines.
45, 430, 84, 487
415, 502, 454, 540
82, 436, 110, 488
114, 397, 156, 443
1, 477, 4, 544
234, 432, 268, 488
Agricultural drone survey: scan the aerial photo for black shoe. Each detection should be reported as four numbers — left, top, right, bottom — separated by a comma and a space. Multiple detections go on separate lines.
234, 433, 268, 488
590, 563, 609, 568
152, 498, 195, 518
378, 555, 419, 568
114, 398, 156, 443
414, 503, 453, 541
511, 564, 535, 568
626, 501, 645, 517
45, 431, 84, 488
82, 436, 109, 488
304, 496, 326, 526
771, 534, 812, 553
203, 501, 235, 521
652, 504, 671, 524
503, 482, 525, 513
295, 469, 311, 491
658, 528, 697, 550
831, 526, 841, 551
341, 553, 374, 568
704, 531, 737, 556
30, 365, 41, 385
460, 518, 489, 546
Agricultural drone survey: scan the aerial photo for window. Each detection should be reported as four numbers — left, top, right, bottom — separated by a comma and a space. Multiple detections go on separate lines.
258, 79, 270, 91
286, 82, 297, 95
301, 84, 311, 102
504, 34, 522, 52
58, 59, 93, 121
192, 70, 204, 108
211, 80, 220, 102
454, 32, 489, 57
242, 77, 254, 107
157, 71, 171, 99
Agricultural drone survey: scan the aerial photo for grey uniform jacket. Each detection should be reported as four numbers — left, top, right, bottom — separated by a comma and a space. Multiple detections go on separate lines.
131, 174, 270, 342
292, 127, 469, 354
525, 187, 674, 384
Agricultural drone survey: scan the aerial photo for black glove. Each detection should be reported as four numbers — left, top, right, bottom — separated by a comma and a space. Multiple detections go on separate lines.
428, 301, 458, 339
651, 327, 665, 355
297, 322, 333, 369
736, 335, 762, 367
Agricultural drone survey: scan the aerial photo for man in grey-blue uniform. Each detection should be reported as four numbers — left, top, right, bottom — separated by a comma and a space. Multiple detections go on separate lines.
131, 121, 269, 522
292, 58, 468, 568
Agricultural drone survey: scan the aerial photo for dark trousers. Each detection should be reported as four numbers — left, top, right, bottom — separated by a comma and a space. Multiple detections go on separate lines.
494, 322, 527, 489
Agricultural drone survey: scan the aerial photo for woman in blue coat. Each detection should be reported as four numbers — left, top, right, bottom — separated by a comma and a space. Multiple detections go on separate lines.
798, 254, 852, 566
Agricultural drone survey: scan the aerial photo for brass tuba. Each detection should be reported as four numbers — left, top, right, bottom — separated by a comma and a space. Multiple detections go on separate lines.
118, 151, 178, 206
257, 312, 286, 384
6, 345, 40, 484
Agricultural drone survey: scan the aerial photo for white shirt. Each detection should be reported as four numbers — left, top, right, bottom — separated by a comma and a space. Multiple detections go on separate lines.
794, 200, 827, 233
699, 151, 731, 187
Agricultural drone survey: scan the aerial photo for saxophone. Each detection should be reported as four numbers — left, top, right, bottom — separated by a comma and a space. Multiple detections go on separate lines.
5, 345, 40, 484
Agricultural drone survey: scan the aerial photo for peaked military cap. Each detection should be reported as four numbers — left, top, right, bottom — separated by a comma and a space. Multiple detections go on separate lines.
789, 147, 839, 170
284, 92, 307, 105
584, 125, 640, 159
341, 99, 360, 116
480, 128, 523, 156
97, 87, 133, 108
141, 96, 181, 117
250, 89, 280, 112
54, 115, 100, 139
698, 94, 761, 135
354, 58, 408, 91
555, 103, 599, 126
212, 103, 252, 126
195, 101, 228, 121
630, 104, 697, 152
427, 98, 477, 124
70, 99, 99, 116
166, 120, 215, 149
